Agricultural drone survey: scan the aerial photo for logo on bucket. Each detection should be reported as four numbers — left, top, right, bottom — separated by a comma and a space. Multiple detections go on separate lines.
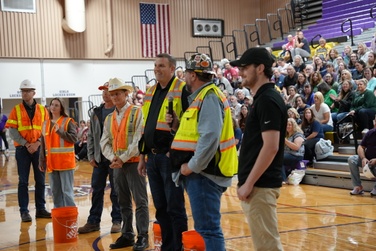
66, 220, 78, 239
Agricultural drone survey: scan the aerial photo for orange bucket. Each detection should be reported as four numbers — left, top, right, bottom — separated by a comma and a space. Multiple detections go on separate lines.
153, 222, 162, 251
182, 230, 205, 251
51, 206, 78, 243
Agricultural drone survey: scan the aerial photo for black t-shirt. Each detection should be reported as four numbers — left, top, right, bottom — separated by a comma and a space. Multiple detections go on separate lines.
301, 38, 310, 53
238, 83, 287, 188
141, 77, 190, 153
283, 73, 298, 89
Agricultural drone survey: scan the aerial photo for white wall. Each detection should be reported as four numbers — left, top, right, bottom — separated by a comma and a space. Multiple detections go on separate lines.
0, 59, 156, 117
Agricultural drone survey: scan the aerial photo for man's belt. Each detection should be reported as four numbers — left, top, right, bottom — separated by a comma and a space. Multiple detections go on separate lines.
150, 148, 168, 155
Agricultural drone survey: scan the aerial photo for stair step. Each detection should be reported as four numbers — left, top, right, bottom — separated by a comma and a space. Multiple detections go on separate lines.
302, 168, 375, 190
313, 161, 349, 171
320, 155, 350, 162
338, 146, 357, 155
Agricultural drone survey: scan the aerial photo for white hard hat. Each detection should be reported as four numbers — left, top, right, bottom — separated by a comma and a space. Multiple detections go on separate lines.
19, 79, 36, 90
363, 164, 376, 179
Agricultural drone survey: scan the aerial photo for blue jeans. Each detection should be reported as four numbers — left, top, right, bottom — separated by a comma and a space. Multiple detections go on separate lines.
183, 173, 227, 251
87, 159, 121, 224
322, 124, 333, 133
49, 170, 75, 208
348, 155, 362, 187
16, 146, 46, 214
282, 153, 303, 181
146, 153, 187, 251
336, 112, 349, 125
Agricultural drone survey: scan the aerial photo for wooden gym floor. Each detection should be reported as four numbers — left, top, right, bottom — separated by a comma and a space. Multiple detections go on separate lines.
0, 153, 376, 251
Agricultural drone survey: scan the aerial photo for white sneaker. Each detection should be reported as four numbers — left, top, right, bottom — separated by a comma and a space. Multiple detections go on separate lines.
370, 188, 376, 197
4, 149, 9, 158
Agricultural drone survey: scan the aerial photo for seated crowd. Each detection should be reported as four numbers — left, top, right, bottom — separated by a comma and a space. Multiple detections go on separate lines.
209, 36, 376, 191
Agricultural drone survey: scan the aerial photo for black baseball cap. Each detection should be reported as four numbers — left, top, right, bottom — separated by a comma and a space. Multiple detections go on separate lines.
230, 47, 274, 68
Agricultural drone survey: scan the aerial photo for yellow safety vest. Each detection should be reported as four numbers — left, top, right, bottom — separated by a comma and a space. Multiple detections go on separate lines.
142, 77, 185, 132
171, 84, 238, 177
106, 105, 141, 163
42, 116, 75, 173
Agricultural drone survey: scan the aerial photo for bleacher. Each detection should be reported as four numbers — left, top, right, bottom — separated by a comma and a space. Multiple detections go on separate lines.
273, 0, 376, 50
263, 0, 376, 190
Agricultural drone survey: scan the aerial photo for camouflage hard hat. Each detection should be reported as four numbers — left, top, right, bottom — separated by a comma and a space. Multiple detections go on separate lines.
186, 53, 215, 75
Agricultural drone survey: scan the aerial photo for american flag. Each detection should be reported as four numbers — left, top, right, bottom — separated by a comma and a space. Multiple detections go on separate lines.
140, 3, 170, 58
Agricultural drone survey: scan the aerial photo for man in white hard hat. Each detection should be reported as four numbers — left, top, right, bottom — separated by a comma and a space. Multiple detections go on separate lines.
348, 117, 376, 196
5, 79, 51, 222
100, 78, 149, 250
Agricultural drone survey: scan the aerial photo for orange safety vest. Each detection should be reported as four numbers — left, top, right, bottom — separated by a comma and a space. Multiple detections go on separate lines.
108, 105, 141, 163
6, 103, 48, 146
42, 116, 76, 173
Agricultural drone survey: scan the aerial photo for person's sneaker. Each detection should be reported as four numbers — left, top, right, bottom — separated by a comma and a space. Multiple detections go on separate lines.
133, 236, 149, 251
75, 155, 80, 161
21, 212, 32, 222
350, 186, 364, 195
370, 188, 376, 197
78, 223, 100, 234
36, 209, 52, 218
4, 149, 10, 158
111, 222, 121, 233
109, 235, 134, 249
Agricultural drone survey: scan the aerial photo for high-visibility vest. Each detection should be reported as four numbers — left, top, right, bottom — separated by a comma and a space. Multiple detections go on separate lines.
106, 105, 141, 163
6, 103, 48, 146
42, 116, 75, 173
171, 84, 238, 177
142, 77, 185, 132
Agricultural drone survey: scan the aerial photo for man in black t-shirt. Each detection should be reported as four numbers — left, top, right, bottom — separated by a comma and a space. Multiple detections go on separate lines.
231, 47, 287, 251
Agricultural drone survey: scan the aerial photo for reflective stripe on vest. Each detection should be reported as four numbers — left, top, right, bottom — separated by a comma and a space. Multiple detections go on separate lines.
108, 105, 141, 162
43, 116, 75, 172
142, 77, 185, 132
171, 84, 238, 177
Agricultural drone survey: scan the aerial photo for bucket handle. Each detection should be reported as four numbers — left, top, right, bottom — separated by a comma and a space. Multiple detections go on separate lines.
54, 217, 78, 229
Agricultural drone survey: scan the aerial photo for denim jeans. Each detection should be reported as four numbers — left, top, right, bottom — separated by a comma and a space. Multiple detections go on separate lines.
322, 124, 333, 134
87, 159, 121, 224
282, 153, 303, 181
348, 155, 363, 187
49, 170, 75, 208
15, 146, 46, 214
183, 173, 227, 251
336, 112, 351, 123
146, 153, 187, 251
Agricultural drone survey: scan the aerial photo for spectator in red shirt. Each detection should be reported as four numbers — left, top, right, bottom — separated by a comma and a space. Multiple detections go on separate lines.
224, 62, 240, 88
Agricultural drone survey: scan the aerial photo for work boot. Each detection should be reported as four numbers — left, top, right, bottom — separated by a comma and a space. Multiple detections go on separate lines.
78, 223, 100, 234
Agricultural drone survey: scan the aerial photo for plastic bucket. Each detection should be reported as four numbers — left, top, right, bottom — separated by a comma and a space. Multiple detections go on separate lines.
51, 206, 78, 243
153, 221, 162, 251
182, 230, 205, 251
